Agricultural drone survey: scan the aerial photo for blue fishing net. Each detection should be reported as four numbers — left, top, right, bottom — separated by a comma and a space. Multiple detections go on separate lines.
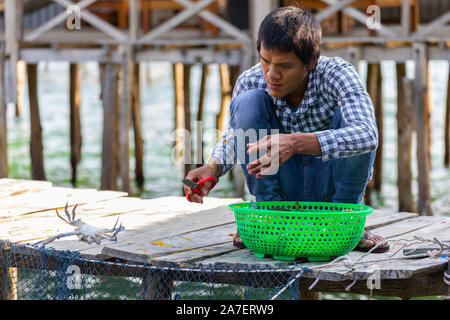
0, 240, 306, 300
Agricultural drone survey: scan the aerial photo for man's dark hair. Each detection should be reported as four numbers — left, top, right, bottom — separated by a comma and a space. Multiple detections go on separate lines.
256, 7, 322, 67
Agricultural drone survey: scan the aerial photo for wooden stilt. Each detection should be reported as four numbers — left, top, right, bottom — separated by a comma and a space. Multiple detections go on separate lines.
4, 0, 24, 107
141, 271, 174, 300
69, 63, 82, 186
145, 63, 152, 83
299, 281, 321, 300
413, 43, 432, 216
16, 60, 26, 117
119, 48, 133, 194
183, 64, 193, 177
100, 62, 119, 191
173, 63, 184, 153
367, 63, 383, 192
445, 68, 450, 167
217, 64, 232, 135
196, 64, 209, 168
425, 61, 432, 172
229, 65, 246, 198
0, 50, 8, 178
132, 63, 144, 188
27, 63, 46, 181
396, 63, 416, 213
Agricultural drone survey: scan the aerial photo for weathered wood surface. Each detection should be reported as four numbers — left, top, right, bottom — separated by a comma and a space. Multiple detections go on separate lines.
0, 179, 448, 299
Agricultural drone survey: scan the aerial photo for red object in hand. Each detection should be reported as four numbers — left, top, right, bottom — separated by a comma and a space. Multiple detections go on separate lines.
183, 176, 218, 202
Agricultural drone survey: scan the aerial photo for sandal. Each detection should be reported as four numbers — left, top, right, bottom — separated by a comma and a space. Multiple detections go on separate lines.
355, 230, 390, 253
232, 231, 247, 249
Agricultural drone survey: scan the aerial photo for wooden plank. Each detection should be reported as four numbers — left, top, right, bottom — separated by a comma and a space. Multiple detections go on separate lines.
151, 243, 240, 267
369, 216, 449, 239
0, 178, 52, 199
197, 241, 449, 281
0, 186, 127, 219
174, 0, 251, 42
139, 0, 216, 42
32, 197, 242, 257
102, 223, 237, 264
365, 211, 418, 230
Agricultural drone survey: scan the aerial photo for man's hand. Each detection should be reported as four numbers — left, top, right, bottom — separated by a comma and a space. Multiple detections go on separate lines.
184, 160, 221, 203
246, 133, 322, 178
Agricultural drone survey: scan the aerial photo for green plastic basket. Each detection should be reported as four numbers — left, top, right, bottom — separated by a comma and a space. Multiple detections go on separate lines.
229, 201, 372, 262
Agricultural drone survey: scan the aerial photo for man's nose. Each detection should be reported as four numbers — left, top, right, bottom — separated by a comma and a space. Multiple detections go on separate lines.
267, 66, 281, 80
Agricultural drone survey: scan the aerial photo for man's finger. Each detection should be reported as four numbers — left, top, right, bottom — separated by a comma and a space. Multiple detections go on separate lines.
247, 136, 270, 155
187, 192, 203, 203
200, 180, 214, 196
247, 154, 271, 175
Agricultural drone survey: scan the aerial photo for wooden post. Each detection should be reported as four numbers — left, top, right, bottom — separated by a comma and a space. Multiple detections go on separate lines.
396, 63, 416, 213
27, 63, 46, 181
141, 270, 174, 300
16, 61, 26, 117
69, 63, 82, 186
183, 64, 193, 177
0, 50, 8, 178
132, 63, 144, 188
4, 0, 24, 107
299, 281, 321, 300
217, 64, 232, 135
101, 62, 119, 191
173, 62, 184, 159
413, 43, 432, 216
196, 64, 209, 168
367, 63, 383, 192
445, 69, 450, 167
229, 64, 246, 198
117, 0, 139, 193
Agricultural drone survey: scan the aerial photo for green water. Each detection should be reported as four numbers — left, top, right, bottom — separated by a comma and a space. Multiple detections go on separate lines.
6, 60, 450, 217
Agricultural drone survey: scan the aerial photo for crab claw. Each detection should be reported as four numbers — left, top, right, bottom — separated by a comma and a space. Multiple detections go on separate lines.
64, 202, 72, 222
72, 204, 78, 222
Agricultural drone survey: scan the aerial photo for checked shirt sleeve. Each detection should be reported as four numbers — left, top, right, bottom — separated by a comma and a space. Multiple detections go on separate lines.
209, 71, 250, 177
314, 60, 379, 162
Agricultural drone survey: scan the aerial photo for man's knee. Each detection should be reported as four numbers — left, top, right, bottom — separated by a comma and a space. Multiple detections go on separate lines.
231, 89, 273, 128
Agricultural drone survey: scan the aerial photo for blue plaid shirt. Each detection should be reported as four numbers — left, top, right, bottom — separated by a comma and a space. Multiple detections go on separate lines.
210, 56, 378, 177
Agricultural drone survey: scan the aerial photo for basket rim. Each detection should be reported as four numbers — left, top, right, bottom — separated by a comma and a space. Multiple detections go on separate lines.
228, 201, 373, 216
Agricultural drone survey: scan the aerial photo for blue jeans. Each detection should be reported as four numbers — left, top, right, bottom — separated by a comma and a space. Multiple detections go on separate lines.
230, 89, 376, 204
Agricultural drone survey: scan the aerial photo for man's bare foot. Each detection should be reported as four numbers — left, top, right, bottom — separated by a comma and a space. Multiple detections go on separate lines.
355, 230, 390, 253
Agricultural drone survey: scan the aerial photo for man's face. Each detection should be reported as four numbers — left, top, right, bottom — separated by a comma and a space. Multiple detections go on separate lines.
259, 43, 312, 104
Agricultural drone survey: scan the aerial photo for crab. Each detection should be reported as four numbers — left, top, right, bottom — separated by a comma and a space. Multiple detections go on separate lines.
34, 202, 125, 246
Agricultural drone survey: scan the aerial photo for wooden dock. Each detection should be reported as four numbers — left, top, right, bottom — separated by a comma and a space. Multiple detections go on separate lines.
0, 178, 448, 300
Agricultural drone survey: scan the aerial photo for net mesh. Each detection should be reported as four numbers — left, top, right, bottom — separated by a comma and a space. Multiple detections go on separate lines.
0, 240, 306, 300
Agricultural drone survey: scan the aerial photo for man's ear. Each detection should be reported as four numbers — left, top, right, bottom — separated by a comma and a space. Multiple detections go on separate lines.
308, 58, 319, 70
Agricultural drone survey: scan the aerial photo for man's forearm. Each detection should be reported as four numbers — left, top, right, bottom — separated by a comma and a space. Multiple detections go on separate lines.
290, 132, 323, 156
